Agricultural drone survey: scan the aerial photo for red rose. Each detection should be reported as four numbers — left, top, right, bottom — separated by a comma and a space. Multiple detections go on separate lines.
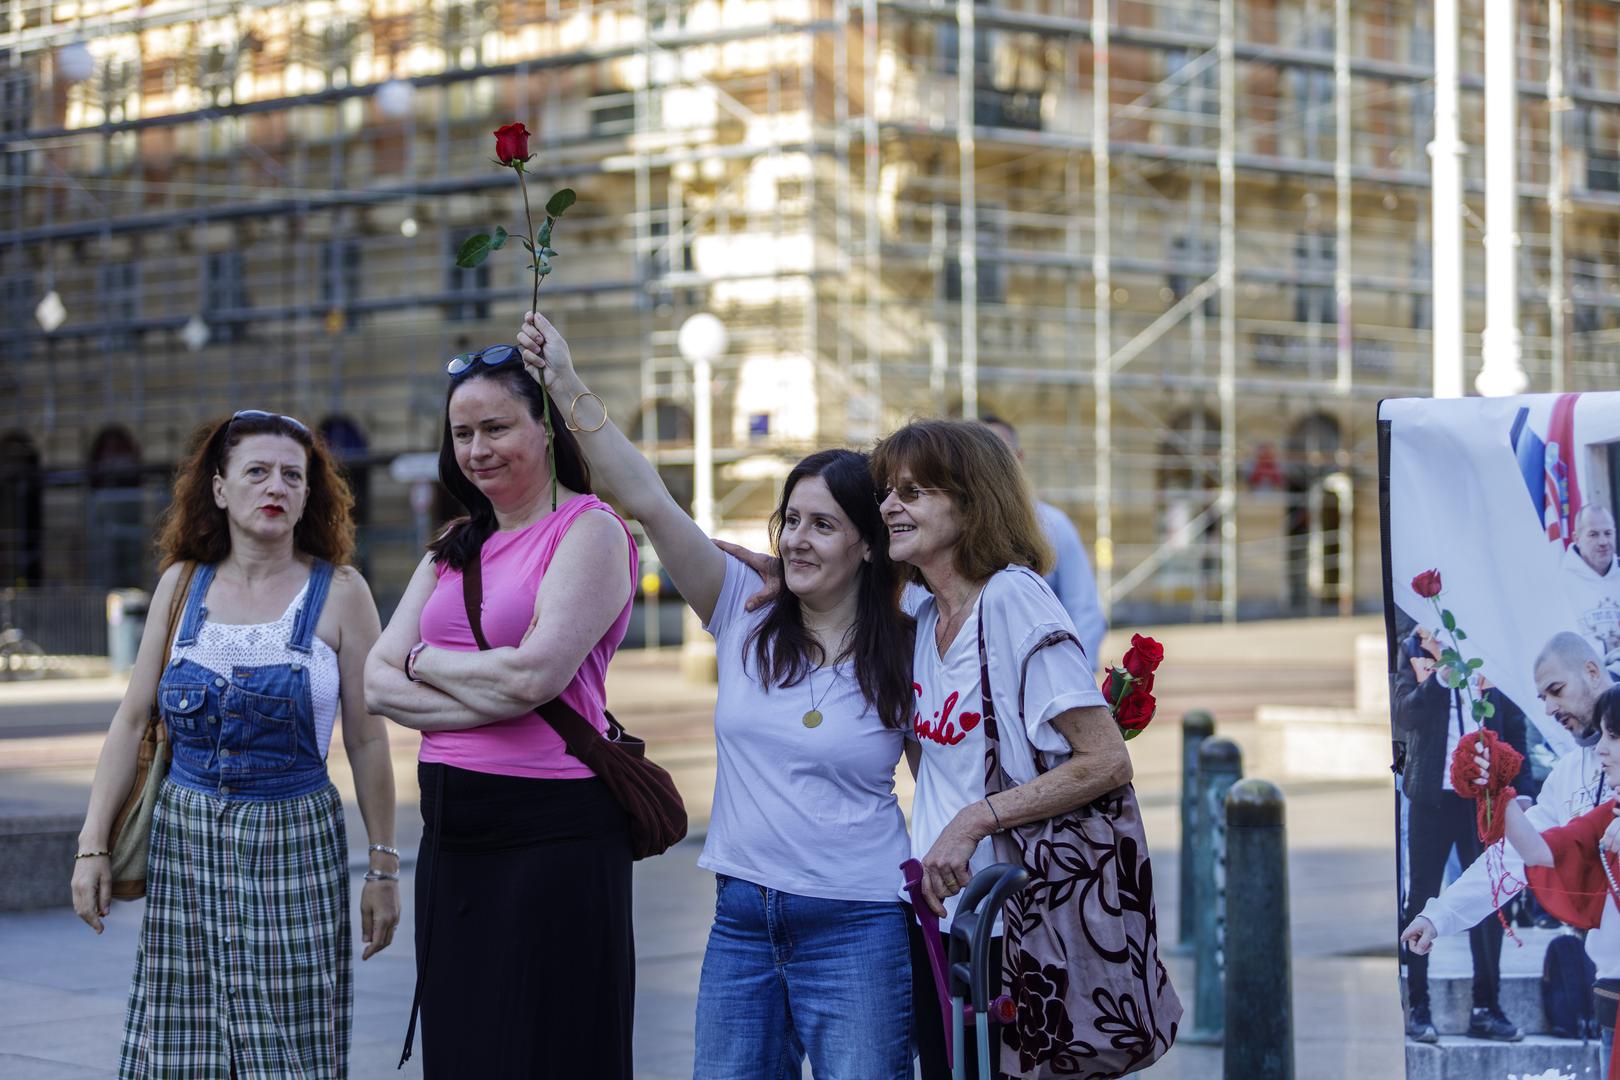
1115, 689, 1156, 732
493, 122, 533, 166
1411, 569, 1443, 598
1122, 634, 1164, 678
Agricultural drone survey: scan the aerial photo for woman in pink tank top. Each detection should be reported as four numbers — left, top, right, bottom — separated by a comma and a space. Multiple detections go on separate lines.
364, 344, 638, 1078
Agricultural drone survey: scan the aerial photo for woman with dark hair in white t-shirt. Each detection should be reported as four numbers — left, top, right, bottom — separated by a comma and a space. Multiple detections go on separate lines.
871, 418, 1136, 1080
515, 312, 916, 1079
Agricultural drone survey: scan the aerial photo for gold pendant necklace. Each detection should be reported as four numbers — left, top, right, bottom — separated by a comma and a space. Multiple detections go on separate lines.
803, 666, 834, 728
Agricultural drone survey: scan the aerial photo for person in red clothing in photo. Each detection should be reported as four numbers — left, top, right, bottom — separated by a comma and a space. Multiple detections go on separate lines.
1491, 684, 1620, 1078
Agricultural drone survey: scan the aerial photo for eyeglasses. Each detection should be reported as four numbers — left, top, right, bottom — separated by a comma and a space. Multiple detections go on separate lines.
446, 343, 522, 377
231, 409, 309, 435
878, 483, 948, 504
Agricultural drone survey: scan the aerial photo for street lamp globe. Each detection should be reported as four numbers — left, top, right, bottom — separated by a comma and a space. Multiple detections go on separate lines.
677, 312, 727, 365
57, 43, 94, 84
376, 79, 416, 119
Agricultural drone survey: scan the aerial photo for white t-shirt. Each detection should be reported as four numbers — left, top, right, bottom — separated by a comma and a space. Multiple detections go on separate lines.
907, 566, 1109, 927
698, 555, 912, 901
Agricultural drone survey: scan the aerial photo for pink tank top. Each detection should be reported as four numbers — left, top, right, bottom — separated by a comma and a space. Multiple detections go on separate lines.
417, 494, 637, 779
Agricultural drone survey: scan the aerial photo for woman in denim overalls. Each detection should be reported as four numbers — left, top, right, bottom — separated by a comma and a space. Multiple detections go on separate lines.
72, 412, 401, 1079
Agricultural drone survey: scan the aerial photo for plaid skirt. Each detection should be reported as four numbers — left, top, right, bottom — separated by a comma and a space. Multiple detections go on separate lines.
118, 778, 351, 1080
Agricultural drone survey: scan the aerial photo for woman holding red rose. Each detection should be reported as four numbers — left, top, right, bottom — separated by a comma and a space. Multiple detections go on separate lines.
877, 419, 1177, 1078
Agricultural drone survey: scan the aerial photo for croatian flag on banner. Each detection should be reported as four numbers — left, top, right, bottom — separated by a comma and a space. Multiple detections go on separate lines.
1509, 393, 1582, 547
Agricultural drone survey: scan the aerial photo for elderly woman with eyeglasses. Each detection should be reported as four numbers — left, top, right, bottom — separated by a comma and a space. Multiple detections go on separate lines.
72, 410, 400, 1080
364, 344, 640, 1077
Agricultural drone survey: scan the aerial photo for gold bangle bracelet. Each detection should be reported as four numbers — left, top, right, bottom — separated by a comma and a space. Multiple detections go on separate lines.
566, 391, 607, 433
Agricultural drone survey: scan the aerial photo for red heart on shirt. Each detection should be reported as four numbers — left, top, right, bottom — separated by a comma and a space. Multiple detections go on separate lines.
959, 711, 981, 732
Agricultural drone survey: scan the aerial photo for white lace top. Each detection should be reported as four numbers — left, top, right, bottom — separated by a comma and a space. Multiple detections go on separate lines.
168, 578, 343, 758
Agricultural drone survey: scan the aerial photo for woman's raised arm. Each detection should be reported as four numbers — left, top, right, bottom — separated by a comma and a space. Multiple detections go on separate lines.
518, 311, 726, 624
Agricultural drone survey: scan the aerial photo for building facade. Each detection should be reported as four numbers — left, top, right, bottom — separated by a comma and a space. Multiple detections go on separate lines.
2, 0, 1618, 633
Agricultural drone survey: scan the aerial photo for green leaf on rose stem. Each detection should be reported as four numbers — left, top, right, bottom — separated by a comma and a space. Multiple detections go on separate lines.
537, 221, 553, 246
535, 262, 553, 276
1441, 609, 1457, 631
455, 232, 493, 267
1472, 699, 1489, 719
540, 247, 557, 258
1467, 657, 1484, 670
1455, 629, 1468, 640
1440, 648, 1462, 665
544, 188, 577, 217
1445, 671, 1465, 689
1482, 700, 1496, 717
489, 226, 508, 251
520, 238, 535, 253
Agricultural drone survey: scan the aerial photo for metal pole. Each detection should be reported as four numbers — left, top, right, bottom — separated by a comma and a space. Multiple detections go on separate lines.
957, 0, 979, 417
1478, 0, 1526, 397
693, 353, 713, 536
1224, 779, 1294, 1079
1092, 1, 1114, 622
1177, 708, 1216, 951
862, 0, 883, 438
1332, 0, 1352, 396
1217, 0, 1237, 624
1431, 0, 1465, 398
1548, 0, 1568, 394
1188, 735, 1243, 1043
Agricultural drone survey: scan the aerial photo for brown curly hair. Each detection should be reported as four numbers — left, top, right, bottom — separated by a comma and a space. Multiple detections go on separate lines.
156, 413, 356, 570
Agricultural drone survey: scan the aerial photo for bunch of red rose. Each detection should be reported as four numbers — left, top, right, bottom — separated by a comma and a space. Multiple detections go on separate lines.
1102, 634, 1164, 740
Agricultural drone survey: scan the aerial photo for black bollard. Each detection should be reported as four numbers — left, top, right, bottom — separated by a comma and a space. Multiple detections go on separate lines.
1186, 735, 1243, 1044
1224, 779, 1293, 1080
1177, 709, 1216, 952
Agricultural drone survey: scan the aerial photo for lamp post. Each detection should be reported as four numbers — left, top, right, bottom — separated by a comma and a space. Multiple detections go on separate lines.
677, 312, 727, 683
1478, 0, 1528, 398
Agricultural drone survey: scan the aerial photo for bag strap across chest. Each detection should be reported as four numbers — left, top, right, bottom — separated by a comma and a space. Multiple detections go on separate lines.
459, 545, 612, 758
973, 581, 1080, 787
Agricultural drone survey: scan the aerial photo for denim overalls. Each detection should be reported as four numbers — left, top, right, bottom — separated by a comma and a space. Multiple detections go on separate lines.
159, 560, 335, 800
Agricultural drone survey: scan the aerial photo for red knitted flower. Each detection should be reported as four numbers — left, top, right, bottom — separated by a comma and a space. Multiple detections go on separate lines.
1449, 728, 1523, 845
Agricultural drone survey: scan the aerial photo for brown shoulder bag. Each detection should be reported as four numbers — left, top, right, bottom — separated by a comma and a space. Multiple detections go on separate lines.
461, 547, 686, 860
108, 560, 197, 900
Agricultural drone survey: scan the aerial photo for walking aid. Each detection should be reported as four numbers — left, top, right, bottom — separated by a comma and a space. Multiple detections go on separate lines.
903, 858, 1029, 1079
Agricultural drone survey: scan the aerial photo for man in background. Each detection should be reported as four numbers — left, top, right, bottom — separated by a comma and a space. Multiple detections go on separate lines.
1392, 624, 1529, 1043
982, 415, 1107, 665
1562, 504, 1620, 656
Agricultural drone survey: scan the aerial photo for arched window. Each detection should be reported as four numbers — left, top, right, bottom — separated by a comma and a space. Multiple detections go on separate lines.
0, 432, 43, 585
1153, 410, 1222, 613
1284, 413, 1347, 614
87, 426, 145, 588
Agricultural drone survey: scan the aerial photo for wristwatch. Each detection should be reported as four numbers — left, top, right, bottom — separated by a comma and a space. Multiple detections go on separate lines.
405, 641, 428, 683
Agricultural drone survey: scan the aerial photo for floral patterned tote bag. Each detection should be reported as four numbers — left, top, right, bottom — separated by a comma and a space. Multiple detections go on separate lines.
976, 616, 1181, 1078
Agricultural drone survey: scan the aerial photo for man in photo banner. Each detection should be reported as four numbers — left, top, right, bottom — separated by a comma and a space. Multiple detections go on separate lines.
1563, 505, 1620, 660
1393, 623, 1529, 1043
1402, 633, 1616, 1039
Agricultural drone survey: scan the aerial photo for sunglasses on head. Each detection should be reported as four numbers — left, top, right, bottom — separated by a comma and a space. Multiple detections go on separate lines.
878, 483, 948, 504
446, 344, 522, 377
230, 409, 310, 435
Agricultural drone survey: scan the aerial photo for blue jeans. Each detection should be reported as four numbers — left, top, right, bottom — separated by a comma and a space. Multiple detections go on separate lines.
693, 874, 912, 1080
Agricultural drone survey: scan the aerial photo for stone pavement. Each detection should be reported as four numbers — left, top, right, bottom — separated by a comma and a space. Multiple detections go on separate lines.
0, 619, 1405, 1078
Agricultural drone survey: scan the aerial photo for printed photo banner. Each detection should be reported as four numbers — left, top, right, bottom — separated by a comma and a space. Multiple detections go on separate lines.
1382, 390, 1620, 1072
1384, 392, 1620, 754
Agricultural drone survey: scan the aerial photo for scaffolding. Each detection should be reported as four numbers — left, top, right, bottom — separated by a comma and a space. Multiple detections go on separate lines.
2, 0, 1619, 624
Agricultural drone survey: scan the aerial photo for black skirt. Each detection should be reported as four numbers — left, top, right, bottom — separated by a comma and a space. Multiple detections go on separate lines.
414, 762, 634, 1079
